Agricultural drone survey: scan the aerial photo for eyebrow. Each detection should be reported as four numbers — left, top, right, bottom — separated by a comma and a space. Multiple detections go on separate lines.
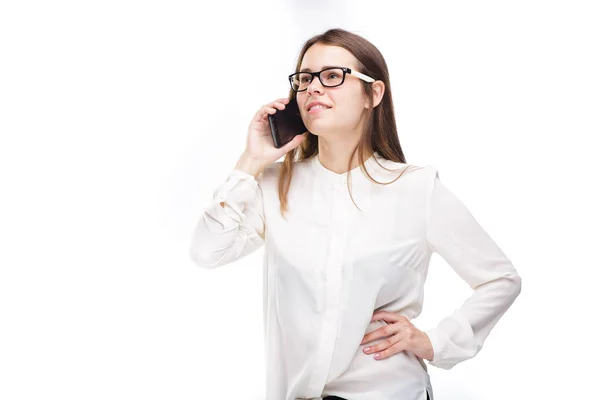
299, 65, 341, 73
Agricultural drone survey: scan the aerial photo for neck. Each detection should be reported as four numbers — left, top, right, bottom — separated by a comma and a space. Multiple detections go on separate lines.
317, 137, 374, 174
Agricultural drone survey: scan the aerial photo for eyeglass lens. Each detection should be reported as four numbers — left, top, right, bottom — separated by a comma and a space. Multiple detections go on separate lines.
290, 68, 344, 91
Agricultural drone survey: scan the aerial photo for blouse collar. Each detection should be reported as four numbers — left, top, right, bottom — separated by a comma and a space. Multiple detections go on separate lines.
309, 151, 381, 186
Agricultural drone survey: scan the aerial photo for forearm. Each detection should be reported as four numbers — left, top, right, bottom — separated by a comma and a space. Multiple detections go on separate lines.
235, 152, 267, 179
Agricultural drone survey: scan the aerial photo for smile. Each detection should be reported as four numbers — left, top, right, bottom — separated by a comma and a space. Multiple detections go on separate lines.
308, 105, 331, 113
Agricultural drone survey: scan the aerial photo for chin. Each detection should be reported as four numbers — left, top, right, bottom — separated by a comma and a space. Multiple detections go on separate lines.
306, 127, 325, 137
305, 121, 332, 136
308, 124, 350, 138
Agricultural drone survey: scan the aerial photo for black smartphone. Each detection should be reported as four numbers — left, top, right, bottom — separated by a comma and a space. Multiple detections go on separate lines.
268, 97, 307, 149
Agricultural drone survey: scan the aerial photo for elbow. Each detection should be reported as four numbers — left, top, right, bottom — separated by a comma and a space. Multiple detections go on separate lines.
513, 273, 522, 297
188, 219, 230, 269
189, 239, 219, 270
479, 270, 522, 301
506, 271, 522, 300
189, 243, 208, 269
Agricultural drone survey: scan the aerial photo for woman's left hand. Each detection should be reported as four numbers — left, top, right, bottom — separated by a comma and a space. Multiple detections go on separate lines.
360, 311, 434, 362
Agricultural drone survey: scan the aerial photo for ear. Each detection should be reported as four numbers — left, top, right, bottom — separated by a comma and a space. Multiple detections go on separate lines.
365, 81, 385, 108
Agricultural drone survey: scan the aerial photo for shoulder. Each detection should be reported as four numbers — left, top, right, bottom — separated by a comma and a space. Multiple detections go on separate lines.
371, 155, 438, 186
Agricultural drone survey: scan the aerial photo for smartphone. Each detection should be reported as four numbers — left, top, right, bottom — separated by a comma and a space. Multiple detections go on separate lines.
268, 97, 307, 148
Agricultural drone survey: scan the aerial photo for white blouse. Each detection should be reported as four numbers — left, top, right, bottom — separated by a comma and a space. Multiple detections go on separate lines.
189, 152, 522, 400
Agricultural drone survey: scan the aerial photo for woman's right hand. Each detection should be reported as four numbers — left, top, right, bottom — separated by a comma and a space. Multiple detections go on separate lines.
244, 97, 308, 167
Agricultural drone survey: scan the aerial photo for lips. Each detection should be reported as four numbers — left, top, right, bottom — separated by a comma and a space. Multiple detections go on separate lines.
306, 101, 332, 112
309, 106, 330, 114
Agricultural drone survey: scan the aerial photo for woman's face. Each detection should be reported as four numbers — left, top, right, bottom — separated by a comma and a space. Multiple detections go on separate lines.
297, 43, 370, 139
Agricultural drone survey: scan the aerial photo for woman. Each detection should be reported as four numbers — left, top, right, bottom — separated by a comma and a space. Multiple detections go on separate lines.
190, 28, 522, 400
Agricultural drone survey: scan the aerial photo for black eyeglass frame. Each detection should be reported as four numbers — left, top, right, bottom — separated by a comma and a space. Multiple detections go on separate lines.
288, 67, 376, 92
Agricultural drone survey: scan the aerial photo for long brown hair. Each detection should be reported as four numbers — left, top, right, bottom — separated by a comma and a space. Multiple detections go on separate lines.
277, 28, 415, 218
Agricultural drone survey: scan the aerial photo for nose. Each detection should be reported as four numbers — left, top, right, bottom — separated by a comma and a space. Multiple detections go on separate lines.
307, 74, 324, 96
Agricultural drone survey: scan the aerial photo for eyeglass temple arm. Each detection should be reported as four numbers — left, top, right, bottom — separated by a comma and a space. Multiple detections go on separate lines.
350, 69, 375, 83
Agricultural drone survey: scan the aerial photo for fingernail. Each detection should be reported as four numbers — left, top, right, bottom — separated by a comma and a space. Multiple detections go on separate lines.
374, 353, 381, 359
364, 347, 371, 352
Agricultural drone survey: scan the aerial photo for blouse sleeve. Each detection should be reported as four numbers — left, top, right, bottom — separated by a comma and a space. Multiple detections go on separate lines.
423, 167, 522, 370
189, 169, 266, 269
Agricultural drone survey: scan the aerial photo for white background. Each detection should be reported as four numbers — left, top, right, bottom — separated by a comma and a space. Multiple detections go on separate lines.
1, 0, 599, 399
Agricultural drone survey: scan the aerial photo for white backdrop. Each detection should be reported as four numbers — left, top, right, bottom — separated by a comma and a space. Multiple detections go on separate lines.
1, 1, 599, 399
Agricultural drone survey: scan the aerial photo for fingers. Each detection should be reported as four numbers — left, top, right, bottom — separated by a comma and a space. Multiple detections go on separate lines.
361, 314, 411, 344
253, 98, 291, 122
361, 315, 422, 361
361, 323, 393, 345
261, 106, 277, 118
371, 311, 402, 324
365, 334, 406, 360
362, 324, 407, 360
280, 132, 307, 152
267, 99, 288, 111
363, 329, 402, 353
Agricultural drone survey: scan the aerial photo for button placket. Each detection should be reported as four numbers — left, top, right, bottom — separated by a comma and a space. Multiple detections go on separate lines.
306, 183, 349, 397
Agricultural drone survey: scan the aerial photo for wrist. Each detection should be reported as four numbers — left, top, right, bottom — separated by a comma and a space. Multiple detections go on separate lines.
235, 152, 266, 179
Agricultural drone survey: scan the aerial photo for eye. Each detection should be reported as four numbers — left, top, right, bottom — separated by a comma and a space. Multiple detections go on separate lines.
298, 73, 312, 83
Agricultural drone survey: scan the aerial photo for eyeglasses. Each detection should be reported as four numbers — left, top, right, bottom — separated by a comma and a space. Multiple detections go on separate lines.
288, 67, 375, 92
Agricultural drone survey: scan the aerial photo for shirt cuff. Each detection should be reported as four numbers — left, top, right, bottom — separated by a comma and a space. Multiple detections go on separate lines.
205, 169, 261, 227
423, 327, 447, 369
